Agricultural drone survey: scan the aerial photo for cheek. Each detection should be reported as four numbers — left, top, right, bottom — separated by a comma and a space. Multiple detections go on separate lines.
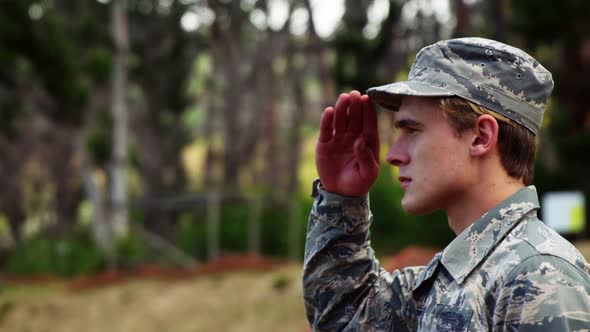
417, 139, 467, 183
439, 146, 473, 186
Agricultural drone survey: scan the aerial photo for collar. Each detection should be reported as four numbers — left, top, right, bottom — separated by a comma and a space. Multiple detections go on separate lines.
411, 252, 443, 294
439, 186, 540, 284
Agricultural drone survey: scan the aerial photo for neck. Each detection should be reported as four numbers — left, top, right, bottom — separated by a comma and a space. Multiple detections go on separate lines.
446, 173, 524, 236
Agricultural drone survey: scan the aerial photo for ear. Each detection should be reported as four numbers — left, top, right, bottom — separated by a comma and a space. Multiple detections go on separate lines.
470, 115, 499, 157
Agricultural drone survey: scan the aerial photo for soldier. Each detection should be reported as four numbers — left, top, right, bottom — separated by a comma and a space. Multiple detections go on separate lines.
303, 37, 590, 331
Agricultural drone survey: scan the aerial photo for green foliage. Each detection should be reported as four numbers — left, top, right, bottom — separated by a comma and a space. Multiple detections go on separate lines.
3, 224, 166, 276
175, 193, 312, 260
176, 213, 200, 257
85, 111, 113, 165
535, 101, 590, 203
369, 166, 454, 253
5, 232, 105, 277
221, 204, 251, 252
85, 46, 112, 83
115, 233, 146, 268
86, 131, 112, 165
0, 0, 111, 128
181, 105, 206, 133
175, 205, 250, 260
258, 203, 290, 257
511, 0, 590, 43
128, 142, 141, 169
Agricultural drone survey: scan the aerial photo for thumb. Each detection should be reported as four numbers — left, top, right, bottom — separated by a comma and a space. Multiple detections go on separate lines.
354, 138, 380, 180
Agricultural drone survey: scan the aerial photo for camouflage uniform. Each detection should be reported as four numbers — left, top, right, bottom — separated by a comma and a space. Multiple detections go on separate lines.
303, 181, 590, 331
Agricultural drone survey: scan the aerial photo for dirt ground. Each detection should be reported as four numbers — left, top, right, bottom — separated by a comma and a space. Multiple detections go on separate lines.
0, 263, 309, 332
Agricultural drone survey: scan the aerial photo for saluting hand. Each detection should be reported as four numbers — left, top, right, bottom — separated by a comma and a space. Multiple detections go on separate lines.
316, 91, 380, 197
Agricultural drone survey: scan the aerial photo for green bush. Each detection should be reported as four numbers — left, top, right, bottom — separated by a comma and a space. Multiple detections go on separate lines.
176, 213, 208, 260
175, 193, 313, 260
4, 227, 158, 276
115, 233, 145, 268
5, 232, 106, 277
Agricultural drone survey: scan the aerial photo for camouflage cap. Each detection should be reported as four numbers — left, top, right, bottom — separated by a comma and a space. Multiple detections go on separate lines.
366, 37, 554, 135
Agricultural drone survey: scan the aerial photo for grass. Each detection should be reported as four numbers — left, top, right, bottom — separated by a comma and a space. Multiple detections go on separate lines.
0, 263, 309, 332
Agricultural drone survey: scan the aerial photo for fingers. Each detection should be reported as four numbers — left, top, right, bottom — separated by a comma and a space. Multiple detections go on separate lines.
347, 91, 363, 133
362, 95, 378, 137
354, 137, 380, 181
324, 91, 375, 143
361, 95, 380, 159
318, 107, 334, 142
333, 93, 350, 137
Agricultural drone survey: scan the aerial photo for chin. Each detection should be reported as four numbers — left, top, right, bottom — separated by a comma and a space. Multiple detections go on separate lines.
401, 195, 438, 216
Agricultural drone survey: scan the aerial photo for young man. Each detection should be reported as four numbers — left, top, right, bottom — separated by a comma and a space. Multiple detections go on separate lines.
303, 38, 590, 331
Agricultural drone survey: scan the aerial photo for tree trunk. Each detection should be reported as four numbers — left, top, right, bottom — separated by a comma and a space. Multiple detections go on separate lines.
50, 126, 83, 234
303, 0, 334, 106
286, 53, 306, 259
453, 0, 471, 38
222, 58, 242, 191
262, 68, 280, 190
83, 165, 114, 256
202, 76, 219, 189
208, 1, 242, 191
110, 0, 130, 238
490, 0, 506, 42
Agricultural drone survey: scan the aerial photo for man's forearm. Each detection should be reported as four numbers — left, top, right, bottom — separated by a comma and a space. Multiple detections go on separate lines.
302, 181, 421, 331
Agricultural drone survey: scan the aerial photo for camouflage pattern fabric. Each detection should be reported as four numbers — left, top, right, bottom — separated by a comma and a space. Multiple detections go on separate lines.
303, 181, 590, 331
367, 38, 554, 135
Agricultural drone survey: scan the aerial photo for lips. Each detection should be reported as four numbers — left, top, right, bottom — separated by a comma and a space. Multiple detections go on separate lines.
398, 176, 412, 190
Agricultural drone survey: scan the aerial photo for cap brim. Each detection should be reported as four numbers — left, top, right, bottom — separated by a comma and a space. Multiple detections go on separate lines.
366, 81, 454, 111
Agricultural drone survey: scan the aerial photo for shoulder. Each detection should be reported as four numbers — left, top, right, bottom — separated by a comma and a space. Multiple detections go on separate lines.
482, 214, 590, 290
504, 254, 590, 289
493, 223, 590, 330
496, 215, 590, 299
513, 216, 590, 276
494, 254, 590, 330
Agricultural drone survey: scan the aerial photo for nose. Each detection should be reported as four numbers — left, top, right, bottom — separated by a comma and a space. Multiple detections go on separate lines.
385, 141, 409, 167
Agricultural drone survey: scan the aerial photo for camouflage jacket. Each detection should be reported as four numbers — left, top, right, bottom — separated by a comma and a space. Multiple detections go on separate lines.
303, 182, 590, 331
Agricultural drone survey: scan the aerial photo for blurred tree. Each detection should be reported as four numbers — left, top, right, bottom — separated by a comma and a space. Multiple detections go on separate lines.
332, 0, 406, 92
0, 0, 111, 243
123, 1, 201, 238
111, 0, 130, 239
511, 0, 590, 134
206, 0, 296, 192
452, 0, 471, 38
332, 0, 373, 92
510, 0, 590, 232
489, 0, 507, 42
303, 0, 334, 107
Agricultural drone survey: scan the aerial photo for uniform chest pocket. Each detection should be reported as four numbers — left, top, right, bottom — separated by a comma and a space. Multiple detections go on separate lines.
423, 304, 473, 332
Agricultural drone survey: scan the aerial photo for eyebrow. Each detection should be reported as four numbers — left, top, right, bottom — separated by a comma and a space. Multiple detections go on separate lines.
394, 118, 424, 129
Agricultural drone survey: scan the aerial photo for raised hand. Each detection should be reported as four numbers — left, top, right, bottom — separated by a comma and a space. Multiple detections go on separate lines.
316, 91, 380, 197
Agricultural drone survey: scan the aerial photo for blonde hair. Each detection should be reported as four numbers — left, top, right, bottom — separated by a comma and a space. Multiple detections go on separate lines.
438, 97, 536, 185
439, 97, 513, 133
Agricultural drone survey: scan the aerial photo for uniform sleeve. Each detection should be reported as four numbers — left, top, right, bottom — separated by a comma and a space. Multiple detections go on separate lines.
302, 181, 424, 332
493, 254, 590, 331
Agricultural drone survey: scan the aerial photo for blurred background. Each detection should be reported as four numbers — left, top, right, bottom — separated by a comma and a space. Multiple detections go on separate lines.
0, 0, 589, 331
